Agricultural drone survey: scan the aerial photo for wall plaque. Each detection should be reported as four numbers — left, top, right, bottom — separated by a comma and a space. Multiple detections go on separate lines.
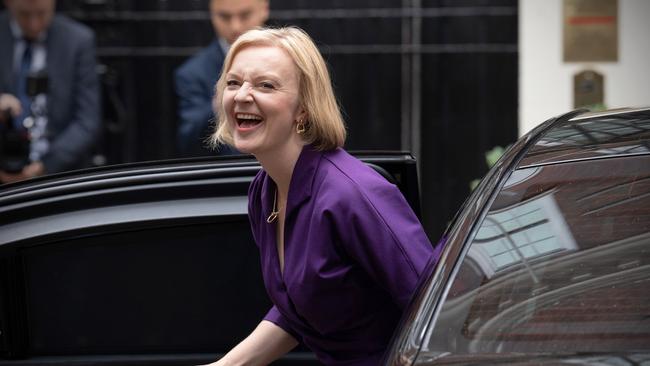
574, 70, 604, 109
564, 0, 618, 62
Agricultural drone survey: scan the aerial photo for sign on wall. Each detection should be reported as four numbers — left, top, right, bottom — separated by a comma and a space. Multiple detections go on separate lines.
564, 0, 618, 62
574, 70, 605, 109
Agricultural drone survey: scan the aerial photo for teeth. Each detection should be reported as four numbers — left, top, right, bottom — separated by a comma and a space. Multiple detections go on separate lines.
236, 113, 262, 120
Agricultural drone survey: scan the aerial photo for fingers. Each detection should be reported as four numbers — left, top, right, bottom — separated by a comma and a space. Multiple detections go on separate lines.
23, 161, 45, 177
0, 162, 45, 184
0, 170, 24, 184
0, 93, 23, 118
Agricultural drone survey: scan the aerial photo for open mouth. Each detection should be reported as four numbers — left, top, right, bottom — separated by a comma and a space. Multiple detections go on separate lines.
235, 113, 263, 129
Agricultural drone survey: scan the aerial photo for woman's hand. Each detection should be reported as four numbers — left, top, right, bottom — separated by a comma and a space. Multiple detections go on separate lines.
196, 359, 236, 366
199, 320, 298, 366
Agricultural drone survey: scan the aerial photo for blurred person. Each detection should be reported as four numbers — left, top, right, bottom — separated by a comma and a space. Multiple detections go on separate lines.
175, 0, 269, 157
202, 27, 437, 366
0, 0, 100, 183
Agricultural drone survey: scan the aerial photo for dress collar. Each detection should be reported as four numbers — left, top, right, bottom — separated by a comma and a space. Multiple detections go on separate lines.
287, 144, 322, 212
261, 144, 323, 219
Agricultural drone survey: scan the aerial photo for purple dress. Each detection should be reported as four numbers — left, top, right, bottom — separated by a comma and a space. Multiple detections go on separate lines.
248, 145, 434, 365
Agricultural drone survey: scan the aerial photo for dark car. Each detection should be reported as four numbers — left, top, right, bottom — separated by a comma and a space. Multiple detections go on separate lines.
2, 107, 649, 366
0, 151, 420, 365
385, 107, 650, 365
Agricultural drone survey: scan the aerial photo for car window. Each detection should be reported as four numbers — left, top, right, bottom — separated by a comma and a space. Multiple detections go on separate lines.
5, 219, 271, 356
422, 155, 650, 357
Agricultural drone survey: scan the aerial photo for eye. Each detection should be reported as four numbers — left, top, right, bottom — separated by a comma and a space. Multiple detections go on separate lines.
260, 82, 276, 90
216, 12, 231, 22
226, 79, 241, 87
239, 10, 252, 21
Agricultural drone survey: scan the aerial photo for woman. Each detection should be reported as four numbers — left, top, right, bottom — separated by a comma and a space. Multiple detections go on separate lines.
208, 27, 435, 366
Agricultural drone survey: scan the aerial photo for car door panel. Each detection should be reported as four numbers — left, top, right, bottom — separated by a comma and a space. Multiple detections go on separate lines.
0, 153, 420, 365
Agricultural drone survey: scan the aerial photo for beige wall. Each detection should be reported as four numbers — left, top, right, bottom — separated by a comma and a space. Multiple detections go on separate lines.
519, 0, 650, 135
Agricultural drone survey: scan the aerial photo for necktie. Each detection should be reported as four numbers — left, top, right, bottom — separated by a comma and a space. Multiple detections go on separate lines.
15, 41, 33, 130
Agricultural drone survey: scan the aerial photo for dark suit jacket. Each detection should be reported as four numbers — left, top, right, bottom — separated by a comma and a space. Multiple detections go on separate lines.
175, 39, 237, 157
0, 12, 101, 173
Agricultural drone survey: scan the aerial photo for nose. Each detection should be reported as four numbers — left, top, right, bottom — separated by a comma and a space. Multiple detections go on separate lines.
230, 17, 244, 36
25, 18, 42, 38
234, 83, 253, 103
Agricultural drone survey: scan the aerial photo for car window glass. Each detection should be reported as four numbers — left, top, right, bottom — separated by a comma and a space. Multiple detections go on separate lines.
422, 155, 650, 357
17, 220, 270, 355
521, 116, 650, 166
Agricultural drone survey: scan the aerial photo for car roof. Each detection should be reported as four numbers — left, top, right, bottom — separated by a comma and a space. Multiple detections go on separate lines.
518, 107, 650, 169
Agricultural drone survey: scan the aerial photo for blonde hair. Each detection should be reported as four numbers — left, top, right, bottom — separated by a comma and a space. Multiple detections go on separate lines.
211, 26, 346, 151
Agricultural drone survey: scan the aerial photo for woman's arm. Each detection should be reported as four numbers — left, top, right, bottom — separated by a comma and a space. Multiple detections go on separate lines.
203, 320, 298, 366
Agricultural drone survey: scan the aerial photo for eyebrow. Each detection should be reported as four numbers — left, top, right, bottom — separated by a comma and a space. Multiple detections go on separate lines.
215, 9, 254, 17
225, 71, 283, 82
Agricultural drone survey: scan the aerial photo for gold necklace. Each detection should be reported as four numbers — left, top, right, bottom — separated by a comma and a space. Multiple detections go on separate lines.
266, 188, 279, 223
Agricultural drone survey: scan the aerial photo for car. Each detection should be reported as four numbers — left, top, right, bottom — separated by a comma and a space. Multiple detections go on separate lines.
385, 107, 650, 365
0, 151, 420, 365
2, 107, 649, 366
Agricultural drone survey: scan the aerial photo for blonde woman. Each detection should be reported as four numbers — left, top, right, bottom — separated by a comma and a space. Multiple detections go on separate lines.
207, 27, 435, 366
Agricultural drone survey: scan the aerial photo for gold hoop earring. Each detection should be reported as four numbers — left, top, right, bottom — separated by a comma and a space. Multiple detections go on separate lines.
296, 119, 306, 134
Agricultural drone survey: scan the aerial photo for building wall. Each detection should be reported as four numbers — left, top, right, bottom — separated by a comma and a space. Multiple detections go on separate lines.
519, 0, 650, 135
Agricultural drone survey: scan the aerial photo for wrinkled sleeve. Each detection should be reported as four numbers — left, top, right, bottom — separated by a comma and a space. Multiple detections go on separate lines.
263, 306, 301, 342
330, 181, 435, 309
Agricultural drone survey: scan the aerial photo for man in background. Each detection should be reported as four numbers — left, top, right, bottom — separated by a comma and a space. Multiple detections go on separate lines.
175, 0, 268, 157
0, 0, 101, 183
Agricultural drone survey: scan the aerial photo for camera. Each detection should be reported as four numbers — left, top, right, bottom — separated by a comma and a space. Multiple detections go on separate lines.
27, 71, 48, 98
0, 110, 31, 173
0, 72, 48, 173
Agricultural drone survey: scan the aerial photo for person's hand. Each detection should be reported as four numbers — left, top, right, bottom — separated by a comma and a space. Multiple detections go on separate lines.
0, 162, 45, 184
196, 359, 228, 366
0, 93, 22, 123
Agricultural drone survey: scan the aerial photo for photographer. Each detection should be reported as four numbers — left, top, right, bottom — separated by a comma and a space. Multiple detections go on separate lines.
0, 0, 100, 184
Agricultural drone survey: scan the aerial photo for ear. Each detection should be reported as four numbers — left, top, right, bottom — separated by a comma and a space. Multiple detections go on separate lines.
296, 109, 308, 123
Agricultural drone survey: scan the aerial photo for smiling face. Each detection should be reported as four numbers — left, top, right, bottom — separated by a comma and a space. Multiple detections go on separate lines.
221, 45, 305, 156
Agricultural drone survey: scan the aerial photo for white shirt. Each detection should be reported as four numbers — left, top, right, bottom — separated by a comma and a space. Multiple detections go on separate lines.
10, 19, 50, 162
219, 37, 230, 55
10, 19, 47, 75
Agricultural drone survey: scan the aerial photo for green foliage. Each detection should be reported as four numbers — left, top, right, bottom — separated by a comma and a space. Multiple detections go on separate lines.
469, 145, 506, 191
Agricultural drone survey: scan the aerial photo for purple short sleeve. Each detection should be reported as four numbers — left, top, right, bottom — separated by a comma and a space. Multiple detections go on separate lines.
263, 306, 301, 342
